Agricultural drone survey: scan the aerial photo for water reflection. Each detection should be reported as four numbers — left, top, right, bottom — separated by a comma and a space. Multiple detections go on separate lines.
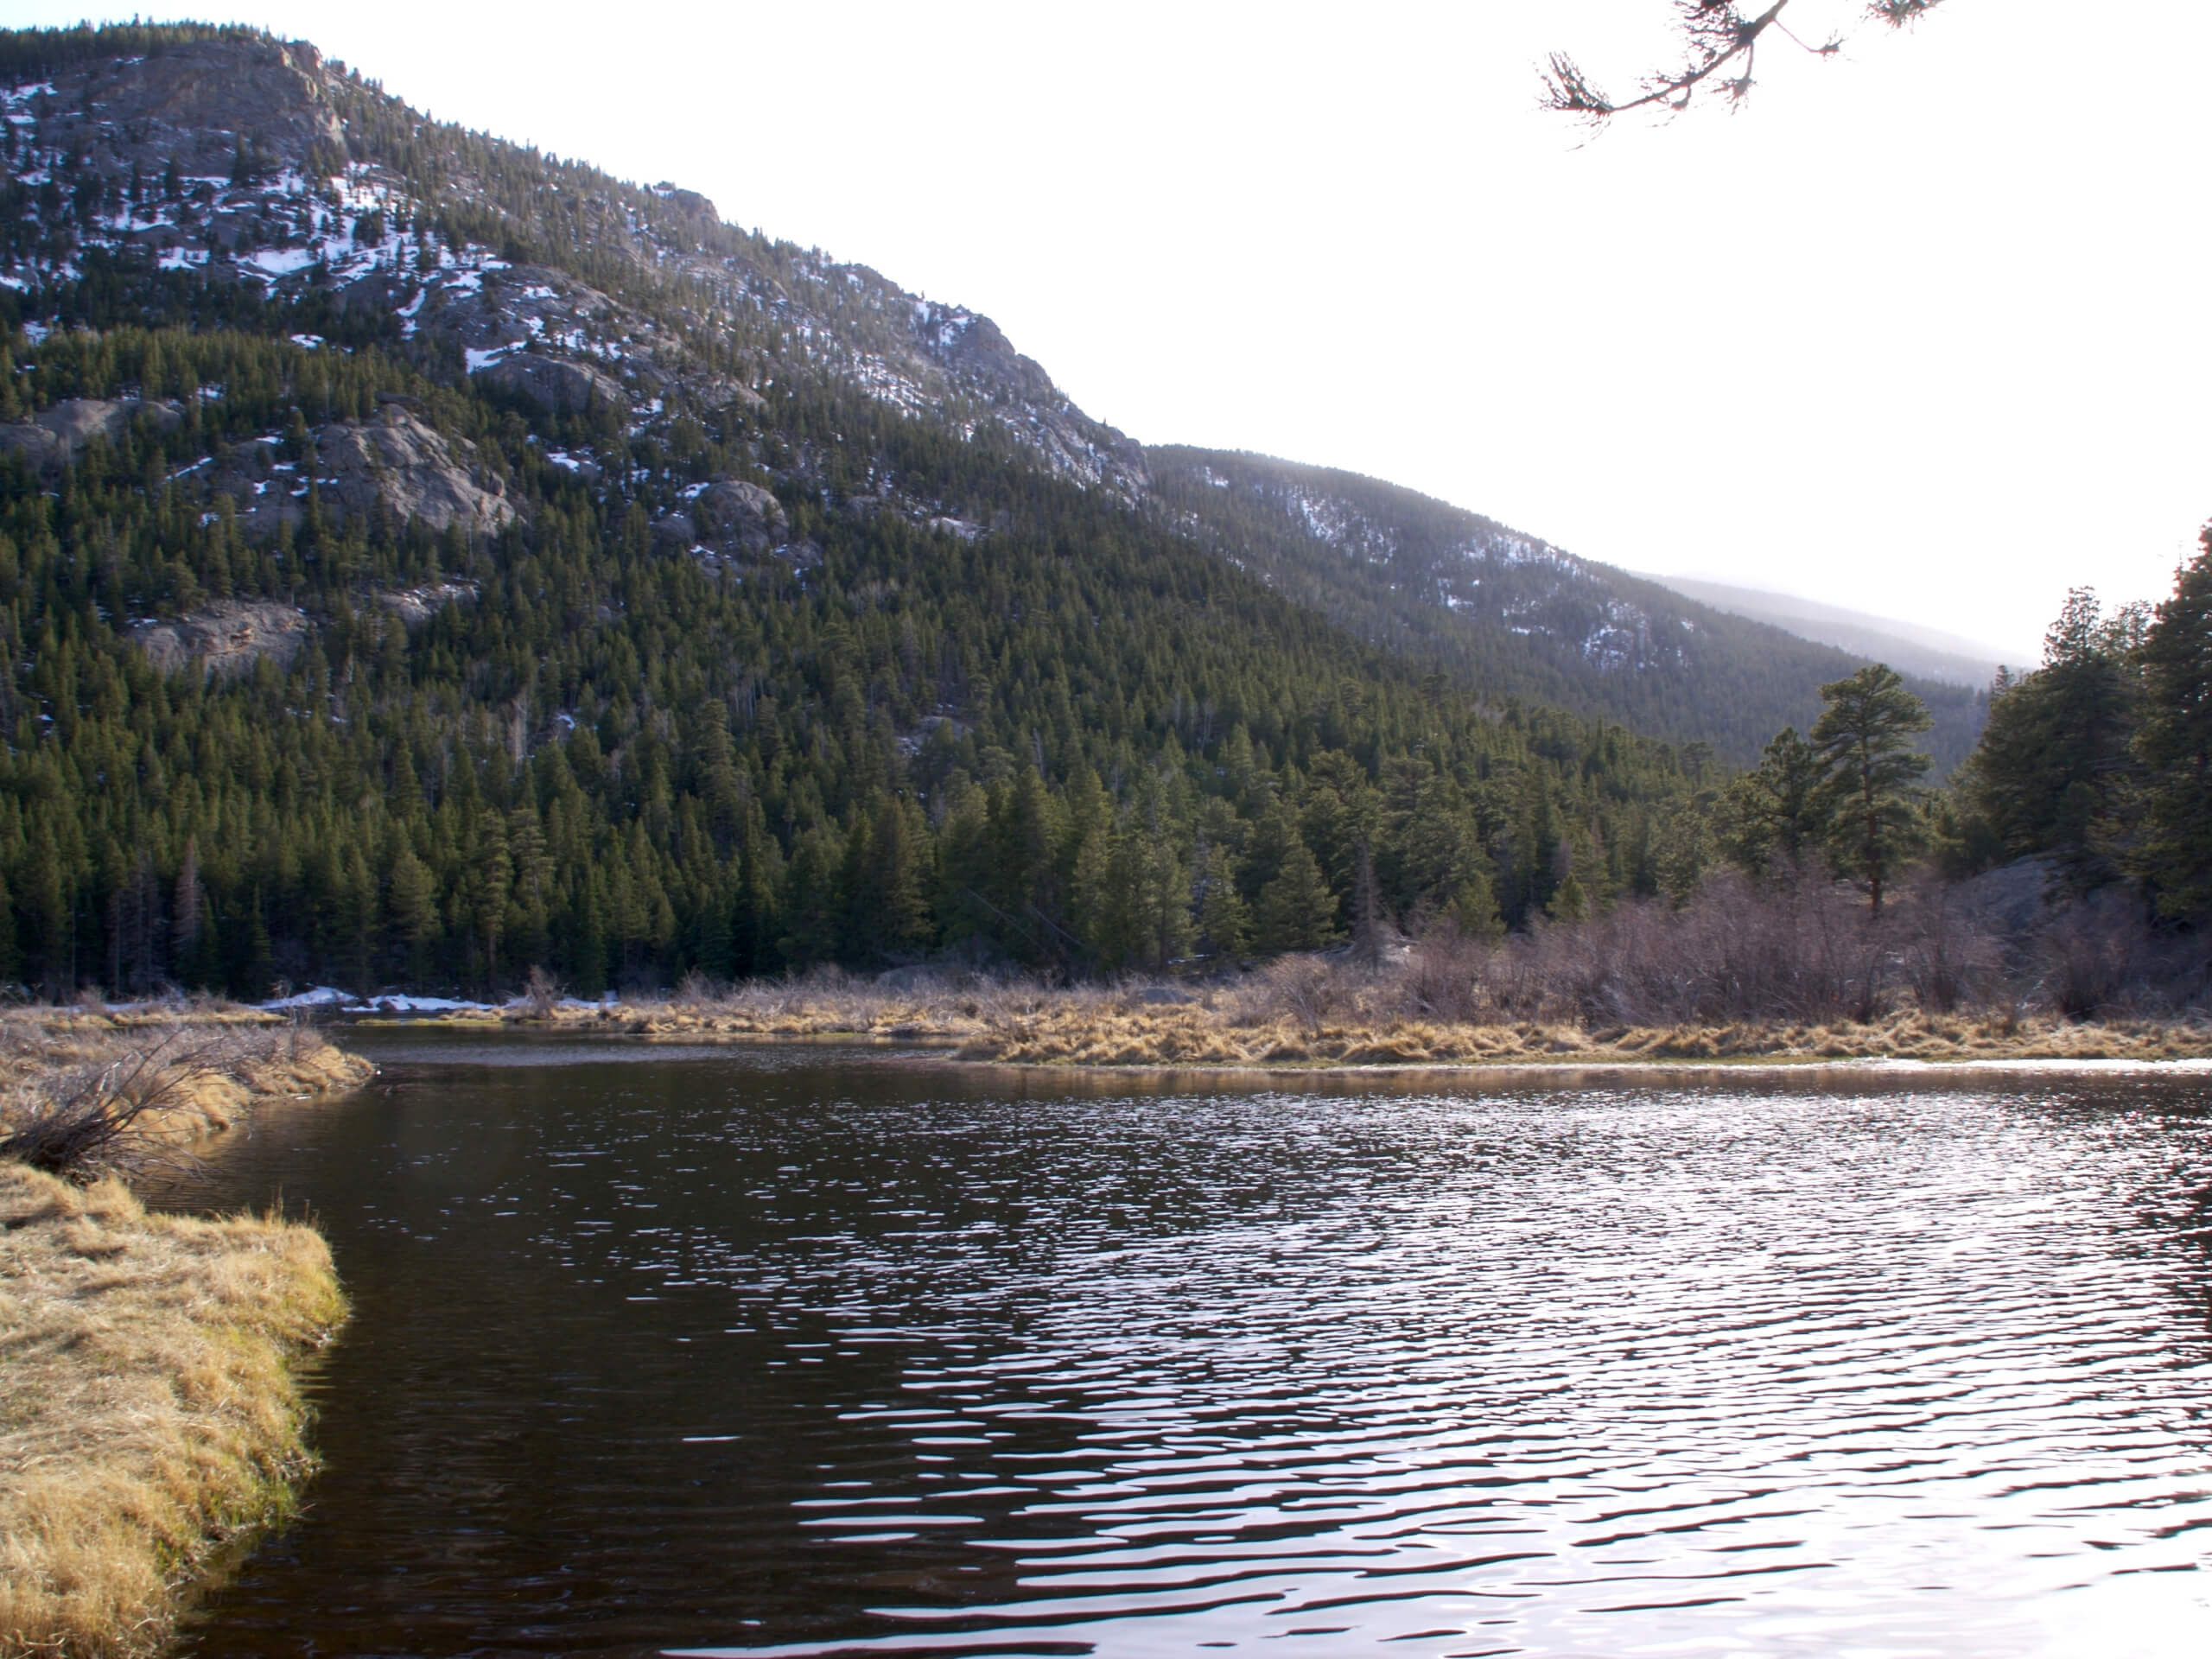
168, 1033, 2212, 1656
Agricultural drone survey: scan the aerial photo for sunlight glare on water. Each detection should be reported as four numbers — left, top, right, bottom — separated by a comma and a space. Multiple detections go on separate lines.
171, 1037, 2212, 1657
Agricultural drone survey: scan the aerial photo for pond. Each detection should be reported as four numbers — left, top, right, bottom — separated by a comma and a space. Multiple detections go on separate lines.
162, 1029, 2212, 1656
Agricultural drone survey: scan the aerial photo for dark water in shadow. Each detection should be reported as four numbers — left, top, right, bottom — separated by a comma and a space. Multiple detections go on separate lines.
156, 1030, 2212, 1656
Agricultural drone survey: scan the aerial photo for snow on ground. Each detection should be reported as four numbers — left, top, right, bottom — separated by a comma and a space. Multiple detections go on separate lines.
245, 247, 318, 277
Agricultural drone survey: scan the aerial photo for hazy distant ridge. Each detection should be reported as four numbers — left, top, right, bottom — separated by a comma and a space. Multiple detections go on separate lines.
1637, 575, 2014, 688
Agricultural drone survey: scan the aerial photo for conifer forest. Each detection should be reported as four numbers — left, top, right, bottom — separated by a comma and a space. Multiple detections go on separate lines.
0, 22, 2202, 1005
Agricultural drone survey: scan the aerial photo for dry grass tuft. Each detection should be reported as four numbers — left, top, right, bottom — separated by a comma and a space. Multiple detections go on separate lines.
948, 1001, 2212, 1070
0, 1162, 346, 1658
480, 870, 2212, 1072
0, 1020, 369, 1179
498, 967, 1069, 1046
482, 950, 2212, 1074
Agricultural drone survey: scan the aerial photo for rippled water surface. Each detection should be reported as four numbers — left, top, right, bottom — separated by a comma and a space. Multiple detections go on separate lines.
163, 1031, 2212, 1656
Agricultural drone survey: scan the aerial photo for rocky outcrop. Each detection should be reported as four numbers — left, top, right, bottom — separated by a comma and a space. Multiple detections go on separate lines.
204, 408, 516, 539
652, 477, 789, 556
133, 601, 311, 679
475, 353, 626, 416
0, 400, 182, 473
315, 407, 518, 535
650, 183, 721, 226
25, 37, 342, 181
692, 479, 788, 550
380, 582, 479, 629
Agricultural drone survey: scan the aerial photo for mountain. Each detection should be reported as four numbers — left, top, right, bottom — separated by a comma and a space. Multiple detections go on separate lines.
0, 24, 1974, 998
1143, 448, 1987, 770
1633, 574, 2013, 687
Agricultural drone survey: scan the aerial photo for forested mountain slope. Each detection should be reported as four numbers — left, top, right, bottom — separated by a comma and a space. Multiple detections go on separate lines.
0, 23, 1945, 998
1147, 448, 1986, 771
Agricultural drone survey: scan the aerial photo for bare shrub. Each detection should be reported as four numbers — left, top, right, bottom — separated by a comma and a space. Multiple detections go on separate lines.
522, 964, 563, 1018
1897, 877, 2004, 1014
2035, 896, 2169, 1018
1242, 956, 1346, 1035
0, 1026, 317, 1180
1394, 928, 1493, 1023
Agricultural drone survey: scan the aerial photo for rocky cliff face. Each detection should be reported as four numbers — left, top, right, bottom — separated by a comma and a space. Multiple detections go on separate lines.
0, 397, 180, 470
132, 599, 309, 677
0, 26, 1980, 767
1, 35, 1143, 515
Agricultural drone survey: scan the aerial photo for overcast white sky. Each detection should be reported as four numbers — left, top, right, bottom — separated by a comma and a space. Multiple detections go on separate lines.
22, 0, 2209, 663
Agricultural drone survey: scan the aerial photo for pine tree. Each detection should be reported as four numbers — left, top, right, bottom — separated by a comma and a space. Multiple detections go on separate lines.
1721, 726, 1828, 877
1548, 871, 1590, 922
1254, 837, 1339, 953
1197, 859, 1249, 957
1351, 837, 1383, 968
387, 841, 437, 985
1810, 664, 1933, 913
1954, 588, 2145, 890
2131, 531, 2212, 921
1446, 864, 1502, 939
172, 838, 201, 975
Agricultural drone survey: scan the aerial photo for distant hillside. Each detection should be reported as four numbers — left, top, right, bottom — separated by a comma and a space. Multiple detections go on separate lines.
0, 22, 1999, 1004
1148, 448, 1988, 772
1638, 575, 2015, 687
0, 22, 1748, 998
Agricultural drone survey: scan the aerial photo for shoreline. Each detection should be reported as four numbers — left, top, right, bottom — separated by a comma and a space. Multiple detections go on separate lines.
337, 993, 2212, 1081
0, 1017, 370, 1659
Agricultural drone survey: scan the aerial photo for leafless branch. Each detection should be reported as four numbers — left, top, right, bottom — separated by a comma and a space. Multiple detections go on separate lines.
1544, 0, 1949, 123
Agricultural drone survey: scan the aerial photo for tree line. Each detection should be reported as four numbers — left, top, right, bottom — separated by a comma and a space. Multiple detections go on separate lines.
1718, 537, 2212, 929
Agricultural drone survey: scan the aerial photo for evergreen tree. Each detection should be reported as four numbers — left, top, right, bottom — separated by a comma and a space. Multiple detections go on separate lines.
1196, 849, 1250, 958
1953, 588, 2145, 890
1721, 726, 1828, 877
2131, 531, 2212, 921
1810, 664, 1933, 914
1548, 871, 1590, 923
1254, 837, 1339, 953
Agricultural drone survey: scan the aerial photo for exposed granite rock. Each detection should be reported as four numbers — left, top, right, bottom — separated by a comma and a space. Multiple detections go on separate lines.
686, 373, 767, 414
27, 37, 342, 181
380, 582, 479, 629
653, 477, 789, 557
402, 264, 624, 367
651, 183, 721, 226
204, 408, 517, 539
315, 407, 518, 536
0, 400, 182, 473
475, 353, 626, 415
692, 479, 787, 550
133, 601, 310, 679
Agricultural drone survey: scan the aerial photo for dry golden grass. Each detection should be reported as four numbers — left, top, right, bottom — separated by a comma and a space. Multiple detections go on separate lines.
956, 1004, 2212, 1070
0, 1163, 346, 1658
497, 974, 1058, 1045
490, 972, 2212, 1072
0, 1016, 372, 1157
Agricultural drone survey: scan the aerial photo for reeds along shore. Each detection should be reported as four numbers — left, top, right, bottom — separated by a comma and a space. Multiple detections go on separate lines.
500, 872, 2212, 1066
0, 1015, 368, 1659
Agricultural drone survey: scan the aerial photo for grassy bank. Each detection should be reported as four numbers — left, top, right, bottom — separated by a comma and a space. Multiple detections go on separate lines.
483, 968, 2212, 1070
0, 1169, 345, 1659
0, 1014, 367, 1658
0, 1013, 372, 1171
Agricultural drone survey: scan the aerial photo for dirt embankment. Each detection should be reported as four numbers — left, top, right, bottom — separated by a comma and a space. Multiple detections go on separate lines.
0, 1011, 368, 1658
